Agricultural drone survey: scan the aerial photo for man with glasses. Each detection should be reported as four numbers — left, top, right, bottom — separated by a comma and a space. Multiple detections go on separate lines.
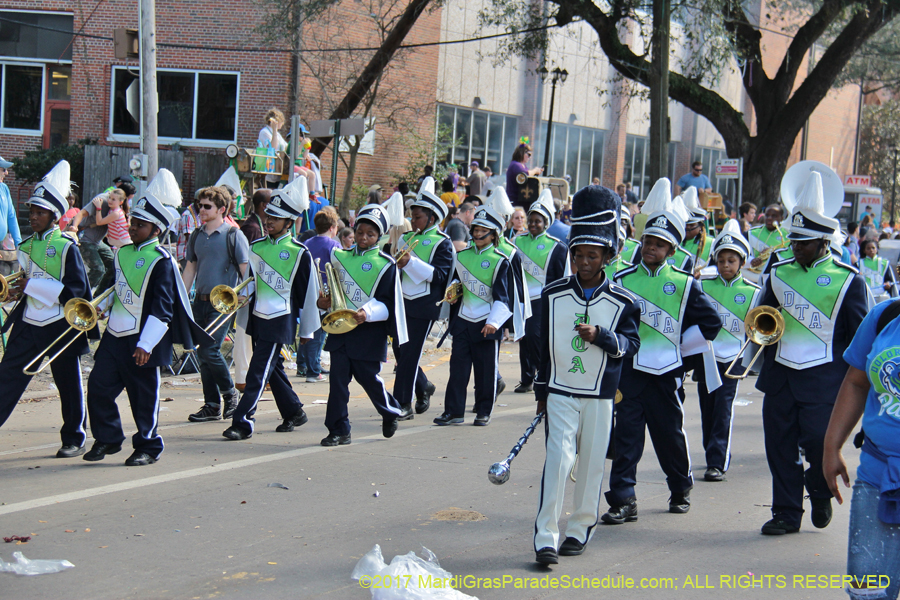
182, 186, 250, 423
675, 161, 713, 197
0, 156, 23, 249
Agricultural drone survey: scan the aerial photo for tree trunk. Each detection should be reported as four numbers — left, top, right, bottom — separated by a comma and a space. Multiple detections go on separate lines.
310, 0, 433, 157
340, 140, 362, 217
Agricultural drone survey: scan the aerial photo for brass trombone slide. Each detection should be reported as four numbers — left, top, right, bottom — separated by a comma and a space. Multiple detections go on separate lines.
23, 287, 116, 376
203, 278, 253, 336
723, 306, 786, 380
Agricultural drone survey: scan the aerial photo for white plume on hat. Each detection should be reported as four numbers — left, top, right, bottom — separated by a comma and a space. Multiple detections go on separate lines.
42, 160, 72, 199
282, 175, 311, 212
641, 178, 672, 215
528, 188, 556, 225
214, 166, 242, 199
419, 176, 436, 196
146, 168, 182, 207
795, 171, 825, 215
672, 196, 690, 225
382, 191, 406, 229
489, 186, 515, 220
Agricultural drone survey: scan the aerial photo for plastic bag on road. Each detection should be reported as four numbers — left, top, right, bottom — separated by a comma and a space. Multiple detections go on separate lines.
0, 552, 74, 575
351, 544, 478, 600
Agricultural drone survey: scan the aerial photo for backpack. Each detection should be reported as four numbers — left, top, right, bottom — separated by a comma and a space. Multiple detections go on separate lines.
187, 225, 241, 270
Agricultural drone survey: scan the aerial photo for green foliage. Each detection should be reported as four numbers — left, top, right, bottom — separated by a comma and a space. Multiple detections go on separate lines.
12, 139, 98, 197
858, 100, 900, 222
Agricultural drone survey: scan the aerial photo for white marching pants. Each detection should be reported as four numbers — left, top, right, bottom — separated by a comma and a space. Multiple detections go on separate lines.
534, 394, 613, 551
233, 323, 252, 385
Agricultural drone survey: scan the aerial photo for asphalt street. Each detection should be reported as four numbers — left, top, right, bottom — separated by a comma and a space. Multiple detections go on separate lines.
0, 343, 856, 599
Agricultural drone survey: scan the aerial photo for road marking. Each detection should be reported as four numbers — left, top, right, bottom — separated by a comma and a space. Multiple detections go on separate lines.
0, 405, 534, 516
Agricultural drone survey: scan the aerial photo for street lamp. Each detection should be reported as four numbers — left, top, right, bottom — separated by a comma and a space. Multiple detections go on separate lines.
891, 145, 899, 227
538, 66, 568, 176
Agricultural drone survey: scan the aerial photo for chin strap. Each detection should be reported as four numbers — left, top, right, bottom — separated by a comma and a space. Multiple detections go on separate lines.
473, 231, 494, 242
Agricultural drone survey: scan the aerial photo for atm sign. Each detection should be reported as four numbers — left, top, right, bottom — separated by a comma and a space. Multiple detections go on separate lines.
844, 175, 871, 187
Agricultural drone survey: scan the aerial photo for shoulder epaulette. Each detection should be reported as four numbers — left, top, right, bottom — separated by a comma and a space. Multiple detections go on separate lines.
18, 234, 34, 246
250, 236, 267, 245
614, 264, 640, 280
543, 277, 571, 295
155, 244, 171, 258
59, 232, 77, 244
671, 266, 693, 277
608, 282, 638, 302
833, 259, 859, 274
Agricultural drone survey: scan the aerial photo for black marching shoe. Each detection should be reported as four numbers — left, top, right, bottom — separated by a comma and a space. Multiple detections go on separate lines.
668, 490, 691, 514
321, 433, 351, 447
433, 413, 464, 426
810, 497, 833, 529
276, 409, 309, 432
125, 451, 157, 466
188, 403, 221, 422
514, 381, 533, 393
56, 445, 85, 458
83, 442, 122, 462
473, 414, 491, 426
383, 417, 399, 438
761, 518, 800, 535
601, 499, 638, 524
222, 426, 252, 440
496, 378, 507, 396
222, 388, 240, 420
704, 467, 724, 482
397, 404, 415, 421
415, 381, 436, 414
558, 537, 586, 556
535, 547, 559, 565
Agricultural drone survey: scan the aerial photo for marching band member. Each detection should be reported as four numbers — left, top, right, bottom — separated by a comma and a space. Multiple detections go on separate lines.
223, 177, 320, 440
667, 196, 696, 273
748, 205, 789, 268
604, 205, 634, 279
434, 206, 513, 426
320, 204, 407, 446
0, 161, 92, 458
393, 178, 455, 418
513, 189, 569, 393
532, 185, 641, 565
691, 220, 761, 482
680, 188, 712, 273
602, 179, 721, 522
858, 238, 897, 303
85, 169, 211, 466
757, 170, 870, 535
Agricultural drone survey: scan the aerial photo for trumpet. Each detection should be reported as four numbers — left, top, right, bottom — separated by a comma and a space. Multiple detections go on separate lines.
749, 240, 789, 274
0, 270, 25, 303
488, 412, 545, 485
321, 262, 359, 334
393, 238, 419, 263
435, 282, 463, 306
204, 278, 253, 336
724, 305, 785, 380
23, 287, 115, 376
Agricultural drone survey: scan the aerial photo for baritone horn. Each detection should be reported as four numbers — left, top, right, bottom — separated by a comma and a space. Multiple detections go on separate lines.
23, 287, 116, 376
723, 306, 786, 380
321, 262, 359, 334
204, 278, 253, 335
0, 270, 25, 303
488, 412, 545, 485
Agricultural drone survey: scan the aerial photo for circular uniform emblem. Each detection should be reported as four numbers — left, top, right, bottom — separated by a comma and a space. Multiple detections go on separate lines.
868, 346, 900, 417
422, 239, 432, 246
279, 251, 290, 260
362, 262, 373, 272
481, 260, 491, 269
663, 282, 677, 295
537, 244, 545, 250
816, 275, 832, 287
734, 294, 747, 305
46, 246, 57, 257
135, 258, 145, 268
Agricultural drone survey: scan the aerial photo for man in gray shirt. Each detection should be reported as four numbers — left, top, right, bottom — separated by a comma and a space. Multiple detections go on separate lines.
182, 186, 250, 422
445, 202, 476, 252
467, 161, 487, 196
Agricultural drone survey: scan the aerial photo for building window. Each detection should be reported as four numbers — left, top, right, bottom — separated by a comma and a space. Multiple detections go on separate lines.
0, 11, 73, 62
538, 123, 605, 190
436, 104, 518, 178
110, 67, 239, 144
624, 135, 680, 200
0, 62, 44, 132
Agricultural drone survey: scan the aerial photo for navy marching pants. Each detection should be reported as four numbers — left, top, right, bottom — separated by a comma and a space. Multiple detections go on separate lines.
443, 325, 499, 418
392, 318, 433, 406
0, 327, 86, 447
518, 298, 541, 385
762, 384, 834, 529
87, 337, 163, 458
606, 375, 693, 506
696, 361, 740, 471
324, 346, 401, 436
230, 339, 303, 435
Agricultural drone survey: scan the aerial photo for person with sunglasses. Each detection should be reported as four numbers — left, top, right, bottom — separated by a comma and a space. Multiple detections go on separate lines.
506, 142, 543, 208
674, 161, 712, 197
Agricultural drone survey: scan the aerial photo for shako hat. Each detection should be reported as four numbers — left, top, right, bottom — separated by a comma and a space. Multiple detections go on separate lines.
132, 169, 182, 231
266, 176, 310, 220
528, 188, 556, 226
471, 205, 505, 235
356, 203, 391, 237
411, 176, 448, 222
711, 219, 751, 261
642, 178, 685, 247
28, 160, 71, 218
786, 171, 840, 241
568, 184, 621, 253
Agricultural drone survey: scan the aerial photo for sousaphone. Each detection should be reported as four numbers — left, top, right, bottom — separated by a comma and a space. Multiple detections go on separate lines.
780, 160, 843, 219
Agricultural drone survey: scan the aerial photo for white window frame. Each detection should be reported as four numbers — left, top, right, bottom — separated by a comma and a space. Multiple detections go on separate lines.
0, 61, 45, 136
0, 10, 74, 64
107, 66, 241, 147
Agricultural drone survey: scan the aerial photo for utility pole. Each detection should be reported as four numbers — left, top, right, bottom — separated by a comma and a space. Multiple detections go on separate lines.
538, 66, 568, 176
648, 0, 670, 184
140, 0, 158, 180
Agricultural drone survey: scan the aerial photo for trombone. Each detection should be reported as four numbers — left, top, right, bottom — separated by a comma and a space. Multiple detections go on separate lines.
0, 270, 25, 303
723, 306, 785, 380
23, 287, 115, 376
204, 278, 253, 336
321, 261, 359, 334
